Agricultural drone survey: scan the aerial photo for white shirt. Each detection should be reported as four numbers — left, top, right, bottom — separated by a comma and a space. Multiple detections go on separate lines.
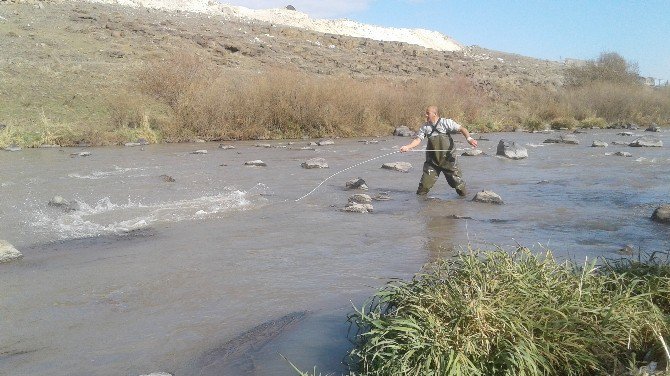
415, 118, 462, 140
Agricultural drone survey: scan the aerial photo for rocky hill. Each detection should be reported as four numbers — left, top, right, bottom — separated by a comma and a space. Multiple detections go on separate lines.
0, 0, 567, 132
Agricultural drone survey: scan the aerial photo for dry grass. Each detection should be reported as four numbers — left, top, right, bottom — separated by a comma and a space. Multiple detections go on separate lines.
135, 53, 495, 142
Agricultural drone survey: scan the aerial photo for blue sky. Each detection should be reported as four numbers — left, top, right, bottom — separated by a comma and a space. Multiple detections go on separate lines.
222, 1, 669, 79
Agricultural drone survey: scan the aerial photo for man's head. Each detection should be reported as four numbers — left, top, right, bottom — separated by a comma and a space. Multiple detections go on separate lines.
425, 106, 439, 124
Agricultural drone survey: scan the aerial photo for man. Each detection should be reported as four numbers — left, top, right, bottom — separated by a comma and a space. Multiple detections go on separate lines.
400, 106, 478, 196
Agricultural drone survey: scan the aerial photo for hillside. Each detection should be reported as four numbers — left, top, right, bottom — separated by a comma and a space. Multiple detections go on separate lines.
0, 0, 573, 144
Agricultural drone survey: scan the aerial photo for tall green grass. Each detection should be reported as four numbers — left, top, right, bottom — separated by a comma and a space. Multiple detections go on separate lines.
345, 249, 670, 376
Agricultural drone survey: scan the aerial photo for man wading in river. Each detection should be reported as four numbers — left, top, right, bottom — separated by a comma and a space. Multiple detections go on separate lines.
400, 106, 478, 197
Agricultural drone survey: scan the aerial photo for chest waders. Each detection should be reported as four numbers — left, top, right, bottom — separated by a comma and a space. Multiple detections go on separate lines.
416, 125, 467, 196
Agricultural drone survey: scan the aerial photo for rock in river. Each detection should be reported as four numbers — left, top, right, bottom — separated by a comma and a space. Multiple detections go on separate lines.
652, 205, 670, 224
0, 240, 22, 263
629, 136, 662, 147
245, 160, 267, 167
472, 190, 504, 204
381, 162, 412, 172
496, 140, 528, 159
301, 158, 328, 169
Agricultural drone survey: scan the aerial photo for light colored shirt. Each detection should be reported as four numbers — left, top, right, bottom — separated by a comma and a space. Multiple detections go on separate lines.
415, 118, 462, 140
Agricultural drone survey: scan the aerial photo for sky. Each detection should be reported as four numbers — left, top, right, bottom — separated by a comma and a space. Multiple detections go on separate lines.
221, 0, 669, 80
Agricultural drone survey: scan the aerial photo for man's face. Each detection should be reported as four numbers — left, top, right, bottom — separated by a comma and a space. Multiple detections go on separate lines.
425, 109, 438, 124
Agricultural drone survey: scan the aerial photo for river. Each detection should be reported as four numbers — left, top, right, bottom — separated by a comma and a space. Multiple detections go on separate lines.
1, 129, 668, 375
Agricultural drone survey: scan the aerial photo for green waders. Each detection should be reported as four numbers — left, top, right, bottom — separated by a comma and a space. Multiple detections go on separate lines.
416, 133, 466, 196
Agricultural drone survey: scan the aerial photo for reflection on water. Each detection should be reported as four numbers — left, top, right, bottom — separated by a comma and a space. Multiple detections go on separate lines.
0, 130, 669, 375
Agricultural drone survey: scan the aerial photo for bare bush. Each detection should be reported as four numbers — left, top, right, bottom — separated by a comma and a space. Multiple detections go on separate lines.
565, 52, 640, 87
136, 54, 492, 140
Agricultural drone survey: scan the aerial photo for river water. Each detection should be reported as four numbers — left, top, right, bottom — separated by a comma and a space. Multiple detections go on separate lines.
1, 129, 668, 375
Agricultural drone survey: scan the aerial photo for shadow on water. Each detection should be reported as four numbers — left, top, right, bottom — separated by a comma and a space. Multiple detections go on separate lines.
185, 311, 308, 376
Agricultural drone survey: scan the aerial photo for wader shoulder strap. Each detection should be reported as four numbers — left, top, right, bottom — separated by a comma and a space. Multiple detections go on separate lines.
427, 118, 441, 137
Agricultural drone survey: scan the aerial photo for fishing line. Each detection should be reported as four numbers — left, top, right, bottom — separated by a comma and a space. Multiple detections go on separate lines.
293, 149, 460, 202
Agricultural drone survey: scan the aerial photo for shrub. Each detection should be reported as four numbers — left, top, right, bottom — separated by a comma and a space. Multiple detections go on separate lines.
565, 52, 640, 87
347, 249, 669, 376
580, 116, 607, 129
522, 117, 545, 131
136, 53, 492, 141
550, 116, 578, 130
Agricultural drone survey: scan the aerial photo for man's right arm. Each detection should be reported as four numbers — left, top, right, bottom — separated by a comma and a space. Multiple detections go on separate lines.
400, 137, 421, 152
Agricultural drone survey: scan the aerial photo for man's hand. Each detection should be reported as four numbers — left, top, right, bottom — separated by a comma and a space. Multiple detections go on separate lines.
467, 137, 478, 148
400, 145, 411, 152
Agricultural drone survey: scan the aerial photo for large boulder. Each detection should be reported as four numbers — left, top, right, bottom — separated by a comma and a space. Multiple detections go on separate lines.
0, 240, 22, 263
301, 158, 328, 169
652, 205, 670, 224
472, 190, 504, 204
629, 136, 662, 147
645, 124, 660, 132
393, 126, 414, 137
496, 140, 528, 159
381, 162, 412, 172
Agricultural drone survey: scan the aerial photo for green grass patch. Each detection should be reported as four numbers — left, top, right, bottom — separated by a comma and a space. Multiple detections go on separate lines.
344, 249, 670, 376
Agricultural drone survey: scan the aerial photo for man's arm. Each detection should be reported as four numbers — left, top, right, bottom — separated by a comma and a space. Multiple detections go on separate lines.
400, 137, 422, 152
459, 127, 478, 148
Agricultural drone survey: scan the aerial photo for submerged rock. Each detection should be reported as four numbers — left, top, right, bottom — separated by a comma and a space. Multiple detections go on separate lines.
381, 162, 412, 172
4, 144, 22, 152
652, 205, 670, 224
613, 151, 632, 157
301, 157, 328, 169
191, 149, 208, 154
48, 195, 80, 211
496, 140, 528, 159
317, 139, 334, 146
218, 144, 235, 149
0, 240, 22, 263
159, 174, 175, 182
245, 160, 267, 167
472, 190, 504, 204
617, 244, 636, 255
373, 192, 391, 201
70, 151, 91, 157
543, 134, 579, 144
461, 149, 483, 156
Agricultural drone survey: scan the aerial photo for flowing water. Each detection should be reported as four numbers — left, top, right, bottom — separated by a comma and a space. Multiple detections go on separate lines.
1, 130, 669, 375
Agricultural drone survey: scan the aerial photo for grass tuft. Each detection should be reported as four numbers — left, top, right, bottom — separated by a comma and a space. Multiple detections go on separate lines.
345, 249, 670, 376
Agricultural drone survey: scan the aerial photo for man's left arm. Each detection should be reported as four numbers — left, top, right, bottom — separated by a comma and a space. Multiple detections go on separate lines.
459, 127, 478, 148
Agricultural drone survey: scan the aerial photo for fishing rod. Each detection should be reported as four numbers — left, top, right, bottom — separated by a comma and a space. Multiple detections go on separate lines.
294, 148, 463, 201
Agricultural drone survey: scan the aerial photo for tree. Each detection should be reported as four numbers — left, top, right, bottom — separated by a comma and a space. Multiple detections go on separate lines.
565, 52, 640, 86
